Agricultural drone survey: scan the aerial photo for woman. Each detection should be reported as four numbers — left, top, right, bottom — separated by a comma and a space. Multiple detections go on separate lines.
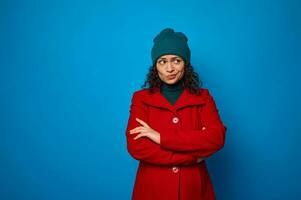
125, 28, 227, 200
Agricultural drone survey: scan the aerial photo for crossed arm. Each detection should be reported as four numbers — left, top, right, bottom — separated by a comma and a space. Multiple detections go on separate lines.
125, 90, 226, 166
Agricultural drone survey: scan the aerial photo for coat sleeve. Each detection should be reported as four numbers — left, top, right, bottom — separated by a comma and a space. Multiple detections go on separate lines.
160, 89, 227, 158
126, 91, 198, 166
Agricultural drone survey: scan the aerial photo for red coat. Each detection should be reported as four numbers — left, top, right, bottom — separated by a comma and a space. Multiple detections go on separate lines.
125, 87, 226, 200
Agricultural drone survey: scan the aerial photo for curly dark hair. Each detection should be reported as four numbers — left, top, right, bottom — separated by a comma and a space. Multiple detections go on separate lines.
141, 62, 202, 95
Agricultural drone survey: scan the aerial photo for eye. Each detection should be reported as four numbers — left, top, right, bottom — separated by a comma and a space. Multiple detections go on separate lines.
173, 59, 182, 64
158, 60, 166, 65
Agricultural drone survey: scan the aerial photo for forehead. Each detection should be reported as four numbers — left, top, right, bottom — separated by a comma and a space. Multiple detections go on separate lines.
158, 54, 182, 59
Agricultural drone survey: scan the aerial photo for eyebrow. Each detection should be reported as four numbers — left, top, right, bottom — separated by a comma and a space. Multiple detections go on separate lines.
158, 56, 182, 60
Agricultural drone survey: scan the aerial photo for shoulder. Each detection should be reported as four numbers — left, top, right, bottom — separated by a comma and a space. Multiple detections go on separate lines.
132, 88, 152, 98
131, 87, 212, 98
193, 88, 216, 104
193, 87, 211, 99
199, 87, 209, 96
133, 88, 150, 96
197, 88, 220, 108
130, 88, 153, 103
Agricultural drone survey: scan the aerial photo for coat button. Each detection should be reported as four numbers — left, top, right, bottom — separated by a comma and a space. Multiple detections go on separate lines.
172, 166, 179, 173
202, 126, 206, 130
172, 117, 179, 124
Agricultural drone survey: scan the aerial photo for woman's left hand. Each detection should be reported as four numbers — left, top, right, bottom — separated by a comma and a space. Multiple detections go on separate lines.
129, 118, 161, 144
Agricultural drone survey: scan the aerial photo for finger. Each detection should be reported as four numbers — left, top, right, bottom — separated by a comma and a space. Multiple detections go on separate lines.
134, 133, 147, 140
130, 126, 144, 132
130, 128, 147, 135
136, 118, 150, 128
130, 127, 144, 134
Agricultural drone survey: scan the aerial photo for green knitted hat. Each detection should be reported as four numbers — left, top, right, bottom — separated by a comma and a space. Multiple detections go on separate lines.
151, 28, 191, 64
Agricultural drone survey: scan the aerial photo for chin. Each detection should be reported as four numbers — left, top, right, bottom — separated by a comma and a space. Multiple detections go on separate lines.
165, 79, 177, 85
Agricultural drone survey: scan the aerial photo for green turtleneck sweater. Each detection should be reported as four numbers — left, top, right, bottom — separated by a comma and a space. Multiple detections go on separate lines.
160, 79, 184, 105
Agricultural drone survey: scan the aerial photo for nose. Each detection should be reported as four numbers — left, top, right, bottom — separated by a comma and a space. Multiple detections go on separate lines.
166, 62, 174, 73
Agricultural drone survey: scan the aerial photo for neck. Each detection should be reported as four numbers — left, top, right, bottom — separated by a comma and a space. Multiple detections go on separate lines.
161, 79, 184, 91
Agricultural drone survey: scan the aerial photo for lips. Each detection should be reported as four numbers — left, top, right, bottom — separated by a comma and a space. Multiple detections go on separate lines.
167, 75, 176, 79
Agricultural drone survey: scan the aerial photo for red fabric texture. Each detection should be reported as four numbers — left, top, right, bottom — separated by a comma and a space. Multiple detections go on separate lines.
126, 87, 226, 200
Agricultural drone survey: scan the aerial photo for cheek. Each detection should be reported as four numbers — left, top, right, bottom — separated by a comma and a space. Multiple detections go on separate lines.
157, 68, 166, 78
157, 73, 163, 80
156, 70, 164, 81
177, 66, 185, 76
178, 71, 184, 80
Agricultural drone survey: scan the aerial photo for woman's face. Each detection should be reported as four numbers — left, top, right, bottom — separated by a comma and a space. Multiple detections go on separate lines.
156, 54, 185, 85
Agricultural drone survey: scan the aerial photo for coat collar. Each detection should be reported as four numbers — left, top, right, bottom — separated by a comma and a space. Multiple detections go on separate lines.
141, 87, 206, 113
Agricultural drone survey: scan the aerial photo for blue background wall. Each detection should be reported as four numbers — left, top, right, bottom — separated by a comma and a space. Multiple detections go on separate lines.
1, 0, 300, 199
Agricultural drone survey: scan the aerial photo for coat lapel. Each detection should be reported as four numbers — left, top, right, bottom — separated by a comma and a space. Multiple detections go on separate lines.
174, 88, 206, 110
141, 87, 206, 114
